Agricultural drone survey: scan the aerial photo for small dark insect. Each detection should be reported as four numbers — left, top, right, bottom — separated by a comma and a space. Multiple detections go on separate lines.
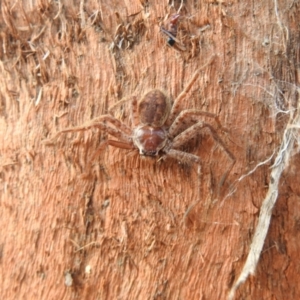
160, 14, 186, 51
48, 58, 235, 183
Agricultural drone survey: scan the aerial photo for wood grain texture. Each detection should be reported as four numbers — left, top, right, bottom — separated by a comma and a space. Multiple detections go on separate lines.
0, 0, 299, 299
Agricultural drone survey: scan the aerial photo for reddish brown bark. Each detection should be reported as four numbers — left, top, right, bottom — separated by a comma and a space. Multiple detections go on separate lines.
0, 0, 299, 299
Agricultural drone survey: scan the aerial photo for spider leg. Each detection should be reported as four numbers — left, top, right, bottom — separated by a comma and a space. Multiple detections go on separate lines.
108, 96, 132, 112
131, 96, 139, 126
88, 139, 134, 160
79, 138, 135, 178
45, 114, 136, 178
108, 95, 139, 127
47, 114, 132, 143
171, 122, 235, 185
164, 149, 201, 164
166, 55, 216, 126
168, 109, 224, 139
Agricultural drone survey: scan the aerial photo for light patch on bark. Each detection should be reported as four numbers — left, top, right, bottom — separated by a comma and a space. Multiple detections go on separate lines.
228, 90, 300, 299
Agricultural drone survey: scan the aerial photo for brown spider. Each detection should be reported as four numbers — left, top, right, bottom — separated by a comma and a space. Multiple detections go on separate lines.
49, 58, 235, 182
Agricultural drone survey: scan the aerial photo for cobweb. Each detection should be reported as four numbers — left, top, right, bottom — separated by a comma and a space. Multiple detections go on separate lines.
228, 0, 300, 298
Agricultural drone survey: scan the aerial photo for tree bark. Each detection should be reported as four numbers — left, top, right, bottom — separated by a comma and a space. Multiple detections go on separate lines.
0, 0, 299, 299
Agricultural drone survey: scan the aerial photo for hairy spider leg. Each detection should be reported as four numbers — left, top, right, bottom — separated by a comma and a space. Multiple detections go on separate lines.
166, 71, 200, 126
50, 115, 132, 142
168, 109, 224, 139
171, 121, 236, 186
166, 55, 216, 126
166, 149, 201, 164
48, 115, 135, 175
84, 138, 134, 174
131, 96, 139, 126
108, 96, 132, 112
108, 95, 139, 127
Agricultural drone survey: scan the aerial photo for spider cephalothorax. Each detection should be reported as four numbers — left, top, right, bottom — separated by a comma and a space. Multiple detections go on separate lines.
133, 124, 168, 156
49, 59, 235, 183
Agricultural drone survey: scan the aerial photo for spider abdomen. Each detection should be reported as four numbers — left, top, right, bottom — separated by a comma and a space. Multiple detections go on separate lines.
138, 90, 171, 127
133, 125, 168, 156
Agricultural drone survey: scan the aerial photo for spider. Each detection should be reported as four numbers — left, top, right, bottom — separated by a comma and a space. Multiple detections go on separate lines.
48, 58, 235, 183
